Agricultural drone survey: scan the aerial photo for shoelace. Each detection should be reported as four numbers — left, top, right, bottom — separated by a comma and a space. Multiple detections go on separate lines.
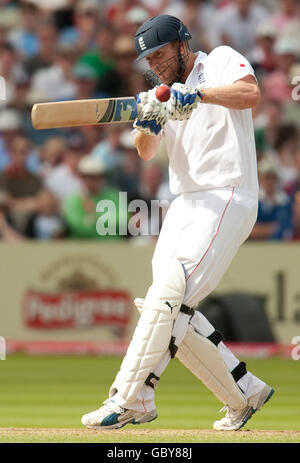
100, 399, 125, 415
219, 406, 239, 419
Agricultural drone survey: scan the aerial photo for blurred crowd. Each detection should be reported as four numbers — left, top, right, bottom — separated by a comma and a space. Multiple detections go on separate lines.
0, 0, 299, 241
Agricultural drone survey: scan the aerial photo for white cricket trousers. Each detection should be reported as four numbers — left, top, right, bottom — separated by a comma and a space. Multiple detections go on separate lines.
114, 187, 265, 411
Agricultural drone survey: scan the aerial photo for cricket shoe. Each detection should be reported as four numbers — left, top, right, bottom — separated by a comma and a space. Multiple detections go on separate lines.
213, 384, 274, 431
81, 399, 158, 430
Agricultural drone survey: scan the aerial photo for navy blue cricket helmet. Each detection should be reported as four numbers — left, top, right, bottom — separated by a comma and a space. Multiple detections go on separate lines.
134, 15, 192, 61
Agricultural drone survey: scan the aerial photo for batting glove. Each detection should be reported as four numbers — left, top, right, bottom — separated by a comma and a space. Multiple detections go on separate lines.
167, 83, 204, 121
134, 88, 169, 136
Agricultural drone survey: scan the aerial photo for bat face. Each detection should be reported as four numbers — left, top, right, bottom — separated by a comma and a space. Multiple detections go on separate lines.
31, 97, 139, 130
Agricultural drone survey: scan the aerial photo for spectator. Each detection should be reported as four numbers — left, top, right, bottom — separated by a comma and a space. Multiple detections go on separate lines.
115, 129, 141, 201
0, 108, 23, 171
250, 20, 277, 76
59, 0, 101, 53
262, 35, 299, 103
163, 0, 216, 53
285, 149, 300, 198
254, 100, 283, 158
7, 2, 40, 58
122, 6, 149, 36
0, 135, 41, 199
270, 0, 300, 31
250, 159, 293, 240
98, 34, 146, 97
30, 44, 77, 101
77, 23, 115, 86
136, 162, 165, 236
0, 134, 42, 232
71, 62, 99, 99
38, 136, 66, 179
0, 190, 23, 242
91, 125, 124, 179
62, 155, 127, 239
291, 190, 300, 240
0, 42, 27, 105
106, 0, 153, 31
44, 143, 85, 203
76, 125, 103, 153
271, 123, 299, 189
25, 189, 67, 239
214, 0, 269, 58
24, 18, 58, 77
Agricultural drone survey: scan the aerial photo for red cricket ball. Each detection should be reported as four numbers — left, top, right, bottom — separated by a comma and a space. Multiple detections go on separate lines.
155, 85, 171, 102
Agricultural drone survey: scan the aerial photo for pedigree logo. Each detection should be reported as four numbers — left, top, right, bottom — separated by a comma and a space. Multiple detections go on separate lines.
22, 255, 131, 332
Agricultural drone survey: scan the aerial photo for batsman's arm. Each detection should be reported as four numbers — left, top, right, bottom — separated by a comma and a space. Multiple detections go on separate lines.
201, 75, 260, 110
134, 131, 161, 161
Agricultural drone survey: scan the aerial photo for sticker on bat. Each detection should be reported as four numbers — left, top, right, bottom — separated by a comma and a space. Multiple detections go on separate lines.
113, 99, 138, 122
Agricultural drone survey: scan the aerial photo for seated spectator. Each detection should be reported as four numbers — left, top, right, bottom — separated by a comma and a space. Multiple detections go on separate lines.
59, 0, 100, 53
38, 136, 66, 179
25, 189, 67, 240
254, 100, 283, 159
71, 62, 99, 100
0, 135, 42, 198
114, 129, 141, 202
106, 0, 153, 32
76, 23, 115, 86
0, 108, 23, 171
30, 44, 77, 101
0, 42, 28, 105
163, 0, 216, 53
24, 18, 58, 78
91, 125, 124, 180
271, 123, 299, 189
0, 135, 42, 232
136, 162, 165, 236
98, 35, 147, 97
270, 0, 300, 31
285, 149, 300, 198
213, 0, 268, 58
122, 6, 149, 37
7, 2, 40, 58
62, 155, 127, 239
250, 159, 293, 240
291, 191, 300, 240
0, 190, 23, 242
262, 36, 299, 103
44, 142, 85, 203
250, 21, 277, 76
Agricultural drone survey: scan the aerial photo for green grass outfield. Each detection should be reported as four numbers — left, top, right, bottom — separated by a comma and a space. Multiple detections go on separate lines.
0, 354, 300, 443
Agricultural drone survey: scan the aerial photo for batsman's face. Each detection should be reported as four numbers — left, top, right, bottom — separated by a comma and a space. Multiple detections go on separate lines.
145, 43, 180, 85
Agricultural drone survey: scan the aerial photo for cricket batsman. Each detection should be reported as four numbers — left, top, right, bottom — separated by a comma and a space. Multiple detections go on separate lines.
82, 15, 274, 431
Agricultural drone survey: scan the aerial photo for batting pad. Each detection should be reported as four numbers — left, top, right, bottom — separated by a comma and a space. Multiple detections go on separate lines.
109, 260, 186, 405
176, 325, 247, 409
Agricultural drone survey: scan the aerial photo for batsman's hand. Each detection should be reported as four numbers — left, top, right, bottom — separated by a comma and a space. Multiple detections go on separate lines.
167, 83, 204, 121
134, 88, 169, 136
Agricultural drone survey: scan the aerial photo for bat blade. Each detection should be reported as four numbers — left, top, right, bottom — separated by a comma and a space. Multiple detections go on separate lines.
31, 97, 139, 130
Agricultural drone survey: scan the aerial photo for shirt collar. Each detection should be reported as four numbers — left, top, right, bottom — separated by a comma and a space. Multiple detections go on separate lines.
186, 51, 207, 84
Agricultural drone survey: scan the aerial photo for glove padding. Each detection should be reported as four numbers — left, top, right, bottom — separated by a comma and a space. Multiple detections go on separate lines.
167, 83, 204, 121
134, 88, 169, 136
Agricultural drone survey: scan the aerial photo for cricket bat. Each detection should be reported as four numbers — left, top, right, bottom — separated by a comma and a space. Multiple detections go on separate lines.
31, 97, 139, 130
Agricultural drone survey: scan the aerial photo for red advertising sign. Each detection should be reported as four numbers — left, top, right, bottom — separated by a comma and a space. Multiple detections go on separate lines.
23, 290, 131, 329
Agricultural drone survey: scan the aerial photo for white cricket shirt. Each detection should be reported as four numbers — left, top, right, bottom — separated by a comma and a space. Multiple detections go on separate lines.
164, 46, 259, 198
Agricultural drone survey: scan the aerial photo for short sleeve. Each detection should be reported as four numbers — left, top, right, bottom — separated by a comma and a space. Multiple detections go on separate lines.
208, 46, 256, 86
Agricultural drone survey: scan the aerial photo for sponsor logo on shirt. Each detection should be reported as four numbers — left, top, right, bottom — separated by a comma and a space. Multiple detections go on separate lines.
197, 72, 206, 85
